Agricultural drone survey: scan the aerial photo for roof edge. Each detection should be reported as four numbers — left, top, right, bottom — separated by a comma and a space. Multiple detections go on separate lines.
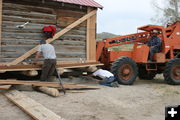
54, 0, 103, 9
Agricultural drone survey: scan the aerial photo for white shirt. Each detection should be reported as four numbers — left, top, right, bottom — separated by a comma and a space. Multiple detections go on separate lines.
38, 43, 56, 59
93, 69, 114, 79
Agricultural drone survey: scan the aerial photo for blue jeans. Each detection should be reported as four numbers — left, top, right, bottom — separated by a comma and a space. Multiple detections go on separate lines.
100, 76, 115, 87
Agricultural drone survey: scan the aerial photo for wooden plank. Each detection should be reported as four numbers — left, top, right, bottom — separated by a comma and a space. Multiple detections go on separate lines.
0, 85, 12, 90
86, 7, 97, 61
0, 80, 100, 89
7, 10, 97, 66
4, 90, 64, 120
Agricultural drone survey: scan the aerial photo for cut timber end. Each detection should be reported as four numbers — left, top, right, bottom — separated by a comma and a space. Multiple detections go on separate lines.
21, 70, 38, 77
0, 85, 12, 90
3, 90, 65, 120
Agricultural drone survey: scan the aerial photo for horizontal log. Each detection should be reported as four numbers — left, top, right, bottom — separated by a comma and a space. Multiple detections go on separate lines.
57, 9, 85, 18
1, 52, 85, 58
2, 27, 86, 35
57, 16, 87, 27
0, 57, 87, 63
2, 39, 86, 46
3, 10, 56, 20
55, 46, 85, 52
2, 21, 86, 31
2, 29, 86, 41
4, 0, 87, 11
2, 21, 54, 28
3, 2, 55, 14
3, 15, 56, 24
2, 32, 44, 40
1, 41, 86, 49
61, 34, 86, 40
1, 47, 85, 56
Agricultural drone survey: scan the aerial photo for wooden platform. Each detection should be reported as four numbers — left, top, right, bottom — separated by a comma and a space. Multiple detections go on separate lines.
0, 62, 103, 72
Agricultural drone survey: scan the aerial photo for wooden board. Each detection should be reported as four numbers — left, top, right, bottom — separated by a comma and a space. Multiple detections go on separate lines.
4, 90, 65, 120
7, 10, 97, 66
0, 80, 100, 90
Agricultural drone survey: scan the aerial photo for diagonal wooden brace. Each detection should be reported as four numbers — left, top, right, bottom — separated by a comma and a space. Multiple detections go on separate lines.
6, 10, 97, 66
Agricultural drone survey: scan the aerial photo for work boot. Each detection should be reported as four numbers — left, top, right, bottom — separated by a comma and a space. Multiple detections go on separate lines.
38, 86, 60, 97
110, 82, 119, 87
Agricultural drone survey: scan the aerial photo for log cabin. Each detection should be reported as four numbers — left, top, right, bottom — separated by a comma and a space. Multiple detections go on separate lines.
0, 0, 103, 74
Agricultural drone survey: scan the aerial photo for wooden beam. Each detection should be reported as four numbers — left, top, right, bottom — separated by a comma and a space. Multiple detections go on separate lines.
0, 80, 100, 89
86, 7, 97, 61
4, 90, 64, 120
0, 62, 103, 72
0, 0, 2, 55
6, 10, 97, 66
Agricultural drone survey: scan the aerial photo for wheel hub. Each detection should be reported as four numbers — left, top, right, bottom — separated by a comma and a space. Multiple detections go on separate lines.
123, 68, 130, 75
172, 65, 180, 80
118, 64, 133, 81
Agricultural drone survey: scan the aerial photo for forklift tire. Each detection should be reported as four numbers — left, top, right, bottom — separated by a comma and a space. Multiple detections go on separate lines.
138, 66, 156, 80
111, 57, 138, 85
164, 58, 180, 85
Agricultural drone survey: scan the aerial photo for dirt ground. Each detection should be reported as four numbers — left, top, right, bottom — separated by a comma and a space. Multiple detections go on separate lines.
0, 74, 180, 120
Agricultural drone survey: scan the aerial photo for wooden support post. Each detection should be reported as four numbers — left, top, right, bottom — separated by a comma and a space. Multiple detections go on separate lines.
7, 10, 97, 66
86, 7, 97, 62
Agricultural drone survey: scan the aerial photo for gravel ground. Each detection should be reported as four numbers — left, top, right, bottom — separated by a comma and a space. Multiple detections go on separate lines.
0, 74, 180, 120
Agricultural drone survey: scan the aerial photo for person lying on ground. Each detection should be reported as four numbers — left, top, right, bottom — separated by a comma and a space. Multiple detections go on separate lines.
87, 66, 119, 87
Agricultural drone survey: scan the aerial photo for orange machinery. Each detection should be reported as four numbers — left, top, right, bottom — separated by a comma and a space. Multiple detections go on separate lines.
96, 21, 180, 85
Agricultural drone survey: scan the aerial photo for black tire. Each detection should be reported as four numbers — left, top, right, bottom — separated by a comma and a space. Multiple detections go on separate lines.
138, 65, 156, 80
164, 58, 180, 85
111, 57, 138, 85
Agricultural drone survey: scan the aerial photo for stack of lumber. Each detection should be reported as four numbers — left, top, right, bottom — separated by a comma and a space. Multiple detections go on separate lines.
0, 79, 100, 90
0, 79, 100, 120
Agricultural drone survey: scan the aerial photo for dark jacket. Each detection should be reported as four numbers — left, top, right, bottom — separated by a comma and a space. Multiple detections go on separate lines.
147, 35, 162, 50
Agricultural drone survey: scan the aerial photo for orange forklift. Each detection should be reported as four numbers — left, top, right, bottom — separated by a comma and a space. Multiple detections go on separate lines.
96, 21, 180, 85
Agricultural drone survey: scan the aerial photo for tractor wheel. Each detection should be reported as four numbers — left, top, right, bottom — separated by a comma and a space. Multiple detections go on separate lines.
164, 58, 180, 85
111, 57, 138, 85
138, 66, 156, 80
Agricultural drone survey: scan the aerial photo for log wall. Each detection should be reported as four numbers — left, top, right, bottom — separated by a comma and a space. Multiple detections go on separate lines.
1, 0, 89, 62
